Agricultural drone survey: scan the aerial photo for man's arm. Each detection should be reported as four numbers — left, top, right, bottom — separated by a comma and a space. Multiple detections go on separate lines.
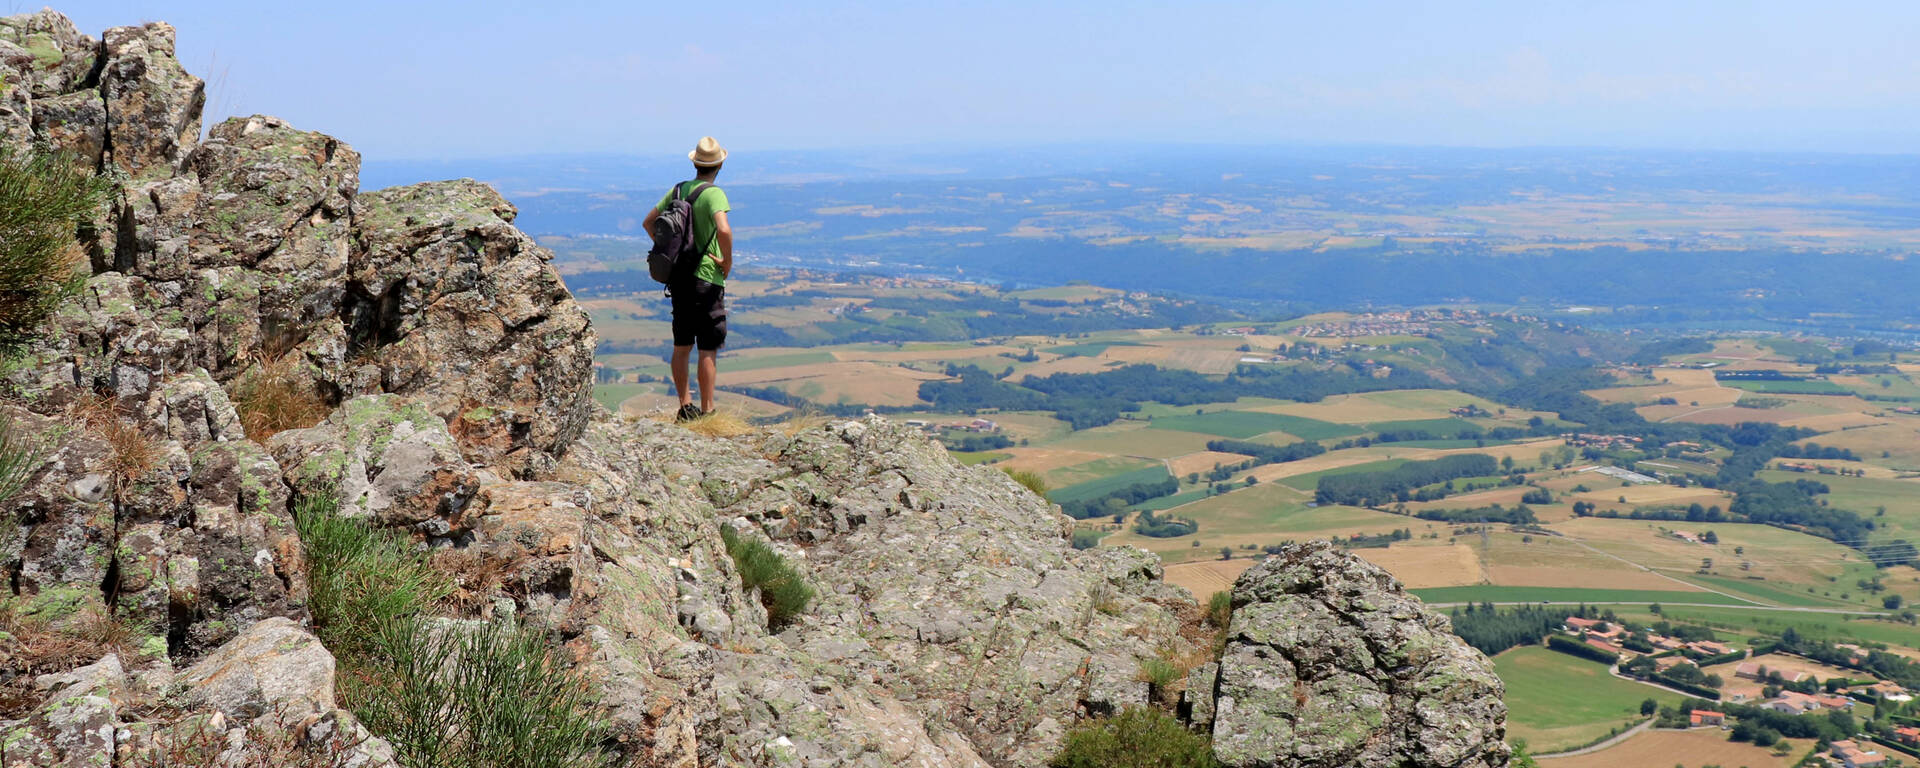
713, 210, 733, 277
641, 207, 661, 241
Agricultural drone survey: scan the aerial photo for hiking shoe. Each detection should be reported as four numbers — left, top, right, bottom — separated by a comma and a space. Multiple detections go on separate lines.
675, 404, 702, 423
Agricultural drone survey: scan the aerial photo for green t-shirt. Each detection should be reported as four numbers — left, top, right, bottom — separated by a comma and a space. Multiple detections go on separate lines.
655, 181, 731, 287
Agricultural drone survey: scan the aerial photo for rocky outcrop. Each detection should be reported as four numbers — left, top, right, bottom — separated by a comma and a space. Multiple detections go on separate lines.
1211, 541, 1510, 768
0, 8, 1507, 768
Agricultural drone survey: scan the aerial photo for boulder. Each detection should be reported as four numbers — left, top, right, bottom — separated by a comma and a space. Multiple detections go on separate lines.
270, 394, 486, 530
1210, 541, 1509, 768
181, 617, 337, 719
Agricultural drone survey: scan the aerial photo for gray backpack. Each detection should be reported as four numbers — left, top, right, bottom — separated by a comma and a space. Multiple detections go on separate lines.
647, 181, 714, 285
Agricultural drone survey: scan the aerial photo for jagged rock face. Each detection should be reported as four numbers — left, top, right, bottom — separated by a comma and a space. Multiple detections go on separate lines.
1211, 541, 1510, 768
1, 9, 1509, 768
558, 417, 1191, 767
351, 179, 597, 474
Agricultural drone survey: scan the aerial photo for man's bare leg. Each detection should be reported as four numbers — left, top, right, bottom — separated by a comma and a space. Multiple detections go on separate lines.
697, 349, 719, 412
672, 344, 694, 407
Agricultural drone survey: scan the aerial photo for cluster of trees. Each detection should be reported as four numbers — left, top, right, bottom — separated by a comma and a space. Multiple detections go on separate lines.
1546, 634, 1620, 664
1202, 438, 1327, 474
1776, 628, 1920, 690
917, 361, 1450, 431
1132, 509, 1198, 538
1776, 442, 1861, 461
1315, 454, 1499, 507
1620, 655, 1723, 699
942, 432, 1013, 452
1340, 529, 1413, 549
1413, 504, 1538, 525
1059, 477, 1181, 521
1446, 604, 1589, 656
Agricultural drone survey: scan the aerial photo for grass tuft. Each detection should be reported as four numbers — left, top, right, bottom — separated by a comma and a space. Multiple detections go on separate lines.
1204, 591, 1233, 630
776, 407, 828, 437
1002, 467, 1049, 497
683, 407, 753, 438
719, 525, 814, 631
234, 355, 330, 441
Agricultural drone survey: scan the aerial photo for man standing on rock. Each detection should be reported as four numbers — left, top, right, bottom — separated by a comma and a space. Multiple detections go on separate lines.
644, 136, 733, 422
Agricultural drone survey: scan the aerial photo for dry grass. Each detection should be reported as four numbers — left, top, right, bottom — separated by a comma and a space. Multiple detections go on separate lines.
1354, 544, 1484, 589
430, 548, 529, 617
69, 394, 157, 490
1162, 559, 1256, 598
0, 603, 149, 718
1538, 726, 1797, 768
683, 408, 753, 438
776, 408, 829, 437
233, 355, 330, 441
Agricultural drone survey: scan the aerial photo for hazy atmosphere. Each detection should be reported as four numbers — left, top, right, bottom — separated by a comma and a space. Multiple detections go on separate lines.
44, 0, 1920, 158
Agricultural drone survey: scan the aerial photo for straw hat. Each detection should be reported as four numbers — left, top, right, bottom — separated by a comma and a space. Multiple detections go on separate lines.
689, 136, 727, 167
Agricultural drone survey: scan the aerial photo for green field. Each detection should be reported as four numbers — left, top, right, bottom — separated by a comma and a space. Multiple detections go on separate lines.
1409, 586, 1752, 606
1134, 488, 1211, 511
951, 451, 1011, 466
1677, 574, 1859, 608
1496, 646, 1680, 752
1609, 605, 1920, 649
591, 383, 657, 410
1722, 379, 1851, 395
1149, 410, 1361, 441
1052, 341, 1142, 357
1366, 417, 1483, 435
1049, 465, 1174, 503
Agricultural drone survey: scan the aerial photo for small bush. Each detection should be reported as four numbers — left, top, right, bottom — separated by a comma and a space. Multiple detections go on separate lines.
234, 355, 330, 441
0, 145, 108, 352
1204, 591, 1233, 630
1002, 467, 1048, 497
1069, 529, 1102, 550
719, 525, 814, 631
1136, 656, 1183, 704
1049, 708, 1220, 768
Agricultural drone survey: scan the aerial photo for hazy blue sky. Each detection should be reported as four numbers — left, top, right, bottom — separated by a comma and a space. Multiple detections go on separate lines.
38, 1, 1920, 159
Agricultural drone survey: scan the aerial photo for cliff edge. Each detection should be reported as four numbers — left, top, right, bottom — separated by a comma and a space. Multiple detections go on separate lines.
0, 10, 1507, 767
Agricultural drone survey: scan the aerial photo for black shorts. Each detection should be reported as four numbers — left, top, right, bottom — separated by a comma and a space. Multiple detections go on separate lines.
670, 280, 727, 351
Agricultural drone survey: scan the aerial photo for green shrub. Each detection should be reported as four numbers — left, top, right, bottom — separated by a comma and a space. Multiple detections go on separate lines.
1050, 708, 1220, 768
719, 525, 814, 631
1204, 591, 1233, 630
0, 145, 107, 352
1003, 467, 1048, 496
1070, 529, 1102, 550
359, 618, 610, 768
